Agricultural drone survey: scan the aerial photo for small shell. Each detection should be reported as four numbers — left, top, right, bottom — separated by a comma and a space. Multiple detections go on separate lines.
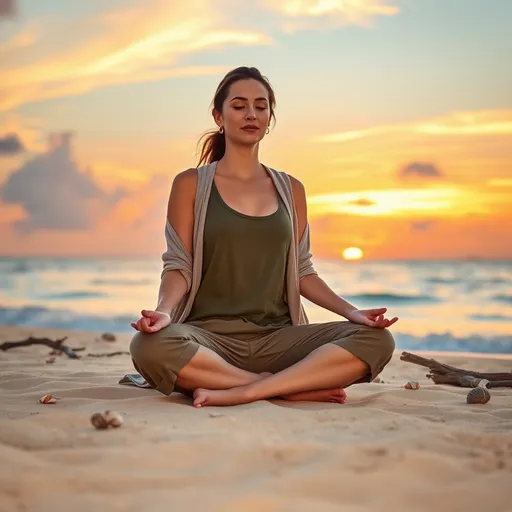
39, 394, 57, 404
45, 357, 56, 364
466, 387, 491, 404
90, 412, 109, 429
104, 410, 123, 428
100, 332, 116, 342
404, 380, 420, 390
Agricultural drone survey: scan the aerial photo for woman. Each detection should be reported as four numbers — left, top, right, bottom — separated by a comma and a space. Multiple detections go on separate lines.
129, 66, 398, 408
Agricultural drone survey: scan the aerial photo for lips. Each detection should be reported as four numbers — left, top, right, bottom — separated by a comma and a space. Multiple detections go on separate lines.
242, 125, 259, 131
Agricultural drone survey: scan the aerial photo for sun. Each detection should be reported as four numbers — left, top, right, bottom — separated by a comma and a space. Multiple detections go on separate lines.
342, 247, 364, 261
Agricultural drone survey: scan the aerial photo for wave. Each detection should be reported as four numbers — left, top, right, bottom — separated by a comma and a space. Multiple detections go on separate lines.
469, 313, 512, 322
90, 278, 153, 286
36, 291, 107, 300
393, 332, 512, 355
491, 294, 512, 304
344, 293, 440, 304
0, 305, 511, 354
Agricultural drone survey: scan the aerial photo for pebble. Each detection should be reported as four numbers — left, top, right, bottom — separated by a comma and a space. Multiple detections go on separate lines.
404, 380, 420, 390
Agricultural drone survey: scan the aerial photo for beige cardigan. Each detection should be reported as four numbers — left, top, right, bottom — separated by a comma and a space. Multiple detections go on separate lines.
161, 161, 317, 325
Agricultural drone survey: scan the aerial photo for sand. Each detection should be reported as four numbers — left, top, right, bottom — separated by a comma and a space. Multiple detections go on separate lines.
0, 324, 511, 512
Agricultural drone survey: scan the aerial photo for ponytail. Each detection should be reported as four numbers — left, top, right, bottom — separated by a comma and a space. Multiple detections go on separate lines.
196, 129, 225, 167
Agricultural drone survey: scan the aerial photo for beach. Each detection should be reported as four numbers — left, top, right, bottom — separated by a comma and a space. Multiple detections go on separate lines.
0, 324, 510, 512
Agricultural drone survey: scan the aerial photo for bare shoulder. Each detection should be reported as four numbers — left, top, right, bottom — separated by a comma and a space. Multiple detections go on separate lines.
287, 174, 307, 237
167, 168, 197, 253
171, 167, 198, 194
287, 174, 306, 199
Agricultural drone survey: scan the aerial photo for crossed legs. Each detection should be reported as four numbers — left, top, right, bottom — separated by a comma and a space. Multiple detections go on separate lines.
130, 321, 395, 407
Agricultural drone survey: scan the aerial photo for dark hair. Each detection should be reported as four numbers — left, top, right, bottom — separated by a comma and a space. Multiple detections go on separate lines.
196, 67, 276, 167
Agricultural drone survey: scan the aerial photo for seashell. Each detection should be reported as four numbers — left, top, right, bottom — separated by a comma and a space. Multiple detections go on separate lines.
466, 387, 491, 404
45, 357, 56, 364
104, 410, 123, 428
404, 380, 420, 390
477, 379, 490, 389
39, 394, 57, 404
100, 332, 116, 342
90, 412, 109, 429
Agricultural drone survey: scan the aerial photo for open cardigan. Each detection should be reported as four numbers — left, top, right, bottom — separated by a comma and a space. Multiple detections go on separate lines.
161, 161, 317, 326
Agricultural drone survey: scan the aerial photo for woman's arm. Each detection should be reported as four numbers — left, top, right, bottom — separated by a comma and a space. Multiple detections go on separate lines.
289, 175, 358, 319
155, 168, 197, 314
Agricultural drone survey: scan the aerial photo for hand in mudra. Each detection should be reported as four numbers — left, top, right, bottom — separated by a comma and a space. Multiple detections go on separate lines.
131, 310, 171, 333
346, 307, 398, 329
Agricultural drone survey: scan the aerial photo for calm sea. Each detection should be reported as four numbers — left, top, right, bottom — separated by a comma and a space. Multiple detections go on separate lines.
0, 257, 511, 354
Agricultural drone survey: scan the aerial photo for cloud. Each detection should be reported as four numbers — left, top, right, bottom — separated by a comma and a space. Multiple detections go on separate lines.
0, 133, 24, 155
313, 109, 512, 144
411, 220, 435, 232
398, 162, 443, 180
0, 0, 274, 111
263, 0, 400, 32
347, 197, 375, 207
0, 0, 17, 19
0, 132, 126, 232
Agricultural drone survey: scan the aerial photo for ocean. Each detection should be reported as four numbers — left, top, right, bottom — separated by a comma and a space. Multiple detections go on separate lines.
0, 257, 511, 355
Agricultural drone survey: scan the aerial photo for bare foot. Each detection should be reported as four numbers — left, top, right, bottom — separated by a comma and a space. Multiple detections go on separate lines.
283, 387, 346, 403
192, 386, 347, 407
193, 387, 250, 407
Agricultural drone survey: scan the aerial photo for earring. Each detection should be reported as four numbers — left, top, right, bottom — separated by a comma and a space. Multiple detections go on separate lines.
266, 127, 270, 134
219, 126, 224, 134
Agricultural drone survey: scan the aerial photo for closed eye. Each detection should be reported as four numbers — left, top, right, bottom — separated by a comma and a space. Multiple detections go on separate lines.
233, 106, 267, 110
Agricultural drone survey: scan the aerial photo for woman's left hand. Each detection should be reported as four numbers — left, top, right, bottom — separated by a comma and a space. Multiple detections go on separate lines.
345, 307, 398, 328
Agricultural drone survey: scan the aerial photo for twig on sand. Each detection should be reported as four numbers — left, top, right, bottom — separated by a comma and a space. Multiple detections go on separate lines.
400, 351, 512, 388
86, 351, 130, 358
0, 336, 83, 359
0, 337, 129, 360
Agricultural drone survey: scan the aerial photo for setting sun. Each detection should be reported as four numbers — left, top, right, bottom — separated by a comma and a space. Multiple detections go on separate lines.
342, 247, 364, 260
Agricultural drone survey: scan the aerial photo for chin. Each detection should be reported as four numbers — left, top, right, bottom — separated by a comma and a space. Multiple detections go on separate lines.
234, 134, 264, 145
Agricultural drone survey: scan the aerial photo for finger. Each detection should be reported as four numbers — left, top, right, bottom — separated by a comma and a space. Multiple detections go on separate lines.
141, 309, 154, 319
130, 322, 139, 330
370, 308, 387, 315
387, 317, 399, 326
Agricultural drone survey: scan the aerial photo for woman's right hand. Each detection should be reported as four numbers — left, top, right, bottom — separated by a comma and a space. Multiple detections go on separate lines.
131, 310, 171, 333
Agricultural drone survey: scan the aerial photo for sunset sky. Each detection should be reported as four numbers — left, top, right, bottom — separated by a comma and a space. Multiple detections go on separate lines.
0, 0, 511, 260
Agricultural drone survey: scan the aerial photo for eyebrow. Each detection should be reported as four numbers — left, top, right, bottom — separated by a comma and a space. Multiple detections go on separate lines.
229, 96, 268, 102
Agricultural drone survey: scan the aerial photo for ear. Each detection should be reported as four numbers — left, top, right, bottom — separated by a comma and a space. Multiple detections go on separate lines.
212, 108, 223, 129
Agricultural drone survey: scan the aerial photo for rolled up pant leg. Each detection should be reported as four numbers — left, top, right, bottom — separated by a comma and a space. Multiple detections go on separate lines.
251, 321, 396, 384
129, 323, 246, 396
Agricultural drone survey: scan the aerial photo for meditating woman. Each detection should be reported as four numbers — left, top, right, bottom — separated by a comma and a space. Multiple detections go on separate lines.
129, 66, 398, 407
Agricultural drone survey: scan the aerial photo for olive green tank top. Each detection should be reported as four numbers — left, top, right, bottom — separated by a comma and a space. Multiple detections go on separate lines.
186, 180, 292, 327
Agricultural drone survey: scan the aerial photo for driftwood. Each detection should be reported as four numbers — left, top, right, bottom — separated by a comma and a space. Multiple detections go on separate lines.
400, 351, 512, 388
86, 351, 130, 358
0, 336, 83, 359
0, 337, 129, 360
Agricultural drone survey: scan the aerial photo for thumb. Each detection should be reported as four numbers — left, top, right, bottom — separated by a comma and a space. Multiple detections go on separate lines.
141, 309, 155, 319
370, 307, 387, 315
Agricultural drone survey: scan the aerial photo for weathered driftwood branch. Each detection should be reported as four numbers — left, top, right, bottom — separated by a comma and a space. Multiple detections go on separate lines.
86, 351, 130, 358
400, 351, 512, 388
427, 373, 512, 388
0, 336, 83, 359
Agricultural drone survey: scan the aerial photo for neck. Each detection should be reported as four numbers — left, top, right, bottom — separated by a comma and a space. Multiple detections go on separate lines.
216, 143, 265, 181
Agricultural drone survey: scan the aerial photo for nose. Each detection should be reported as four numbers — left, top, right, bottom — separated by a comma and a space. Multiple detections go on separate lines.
245, 106, 257, 120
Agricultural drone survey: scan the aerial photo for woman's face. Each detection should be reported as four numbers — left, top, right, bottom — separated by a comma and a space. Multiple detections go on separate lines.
214, 78, 271, 145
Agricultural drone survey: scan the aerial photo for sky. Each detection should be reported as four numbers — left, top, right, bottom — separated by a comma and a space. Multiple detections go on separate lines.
0, 0, 511, 260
